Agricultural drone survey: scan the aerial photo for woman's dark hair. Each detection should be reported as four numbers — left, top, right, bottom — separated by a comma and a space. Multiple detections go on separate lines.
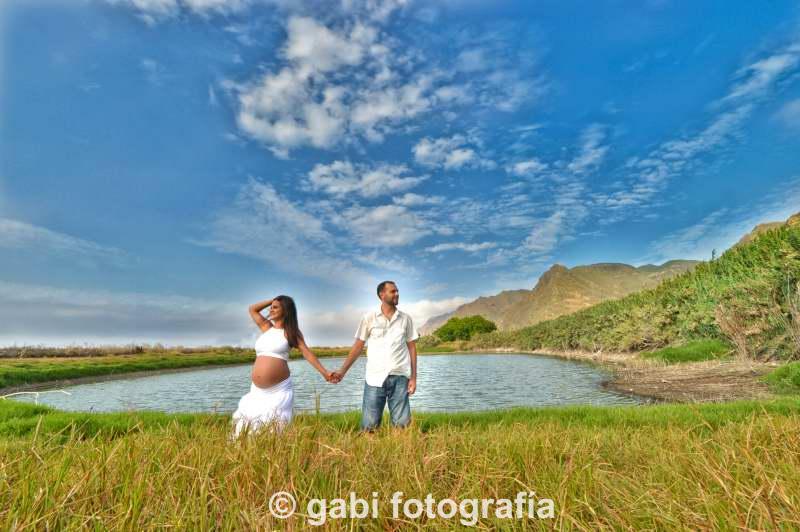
275, 295, 302, 348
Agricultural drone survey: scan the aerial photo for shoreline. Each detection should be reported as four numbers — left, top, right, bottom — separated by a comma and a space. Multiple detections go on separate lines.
467, 346, 779, 403
0, 363, 249, 397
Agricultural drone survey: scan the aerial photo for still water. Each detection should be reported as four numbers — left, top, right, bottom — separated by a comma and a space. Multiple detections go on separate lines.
11, 353, 641, 413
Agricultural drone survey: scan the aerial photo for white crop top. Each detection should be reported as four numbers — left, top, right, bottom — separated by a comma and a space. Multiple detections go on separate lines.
255, 327, 290, 361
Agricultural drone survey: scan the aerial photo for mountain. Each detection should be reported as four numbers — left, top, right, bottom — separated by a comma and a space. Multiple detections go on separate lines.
736, 212, 800, 246
420, 260, 699, 334
736, 222, 785, 246
464, 211, 800, 359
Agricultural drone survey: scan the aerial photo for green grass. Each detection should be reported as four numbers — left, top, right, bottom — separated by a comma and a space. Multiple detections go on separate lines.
466, 220, 800, 360
1, 399, 800, 529
640, 339, 732, 363
4, 396, 800, 439
414, 344, 457, 353
763, 361, 800, 394
0, 352, 256, 390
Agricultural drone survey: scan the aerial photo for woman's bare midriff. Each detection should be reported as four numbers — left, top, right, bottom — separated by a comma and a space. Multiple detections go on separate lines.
251, 356, 290, 388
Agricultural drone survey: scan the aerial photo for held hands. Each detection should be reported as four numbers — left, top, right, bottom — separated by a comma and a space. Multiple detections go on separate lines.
324, 370, 343, 384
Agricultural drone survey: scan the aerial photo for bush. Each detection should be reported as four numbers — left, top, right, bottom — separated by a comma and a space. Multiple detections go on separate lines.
763, 362, 800, 394
641, 339, 732, 364
435, 315, 497, 341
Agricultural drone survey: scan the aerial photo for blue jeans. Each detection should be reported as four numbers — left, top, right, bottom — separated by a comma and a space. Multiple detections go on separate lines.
360, 375, 411, 430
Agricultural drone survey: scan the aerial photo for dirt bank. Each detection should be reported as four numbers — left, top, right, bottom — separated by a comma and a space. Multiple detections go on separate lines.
469, 347, 779, 403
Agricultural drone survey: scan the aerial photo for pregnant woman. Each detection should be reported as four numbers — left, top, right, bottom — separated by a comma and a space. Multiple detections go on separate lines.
231, 295, 337, 438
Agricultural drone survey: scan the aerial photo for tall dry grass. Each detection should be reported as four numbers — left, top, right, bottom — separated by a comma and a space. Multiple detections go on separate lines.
1, 400, 799, 529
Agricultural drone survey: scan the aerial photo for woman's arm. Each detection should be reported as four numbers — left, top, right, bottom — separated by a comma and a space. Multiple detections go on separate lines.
296, 332, 336, 382
249, 299, 274, 332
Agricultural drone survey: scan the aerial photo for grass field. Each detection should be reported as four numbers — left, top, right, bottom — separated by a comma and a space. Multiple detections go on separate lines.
1, 398, 799, 529
764, 361, 800, 394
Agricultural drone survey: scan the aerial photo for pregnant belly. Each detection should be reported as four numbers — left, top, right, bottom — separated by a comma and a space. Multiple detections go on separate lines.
251, 356, 290, 388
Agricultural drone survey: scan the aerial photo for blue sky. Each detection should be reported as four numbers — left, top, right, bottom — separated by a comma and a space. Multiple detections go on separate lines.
2, 0, 800, 347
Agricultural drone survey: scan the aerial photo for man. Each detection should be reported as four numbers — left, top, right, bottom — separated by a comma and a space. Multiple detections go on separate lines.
333, 280, 419, 431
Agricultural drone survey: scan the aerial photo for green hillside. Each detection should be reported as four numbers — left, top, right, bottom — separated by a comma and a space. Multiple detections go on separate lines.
420, 260, 698, 334
465, 213, 800, 360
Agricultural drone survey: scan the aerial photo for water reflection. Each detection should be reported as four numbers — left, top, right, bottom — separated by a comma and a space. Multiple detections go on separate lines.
11, 353, 641, 414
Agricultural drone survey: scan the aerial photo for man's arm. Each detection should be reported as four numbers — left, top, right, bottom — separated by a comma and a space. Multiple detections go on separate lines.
407, 340, 417, 395
405, 315, 419, 394
335, 315, 369, 379
335, 339, 365, 379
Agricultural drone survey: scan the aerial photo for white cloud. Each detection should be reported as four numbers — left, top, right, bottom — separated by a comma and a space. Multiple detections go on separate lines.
223, 21, 262, 47
341, 204, 431, 247
355, 251, 416, 274
506, 158, 547, 177
0, 277, 474, 347
720, 42, 800, 104
104, 0, 263, 25
339, 0, 410, 22
640, 177, 800, 264
140, 57, 166, 85
455, 48, 488, 72
598, 38, 800, 214
306, 160, 427, 198
297, 294, 470, 345
0, 217, 128, 266
565, 124, 608, 174
225, 10, 548, 156
283, 16, 373, 73
0, 279, 252, 347
227, 15, 455, 155
412, 134, 496, 170
398, 296, 473, 330
188, 177, 370, 283
521, 210, 568, 254
347, 73, 440, 143
774, 98, 800, 129
392, 192, 444, 206
424, 241, 496, 253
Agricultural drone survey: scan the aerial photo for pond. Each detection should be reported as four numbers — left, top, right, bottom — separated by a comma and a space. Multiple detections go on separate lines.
10, 353, 642, 414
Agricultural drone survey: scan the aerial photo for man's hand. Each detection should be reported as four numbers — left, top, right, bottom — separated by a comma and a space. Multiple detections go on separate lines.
324, 371, 341, 384
407, 377, 417, 395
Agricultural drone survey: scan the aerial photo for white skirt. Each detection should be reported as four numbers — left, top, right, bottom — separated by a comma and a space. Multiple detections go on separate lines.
230, 376, 294, 438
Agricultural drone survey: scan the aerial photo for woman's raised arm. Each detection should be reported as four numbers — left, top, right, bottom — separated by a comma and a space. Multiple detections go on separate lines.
248, 298, 273, 332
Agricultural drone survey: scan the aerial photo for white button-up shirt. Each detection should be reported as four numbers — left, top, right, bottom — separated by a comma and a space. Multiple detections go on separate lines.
354, 307, 419, 387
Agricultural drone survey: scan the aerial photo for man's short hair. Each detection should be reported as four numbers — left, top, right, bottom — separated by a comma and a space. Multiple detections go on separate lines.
377, 280, 396, 296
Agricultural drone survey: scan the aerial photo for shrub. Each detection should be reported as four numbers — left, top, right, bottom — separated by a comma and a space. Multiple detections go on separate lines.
435, 315, 497, 341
